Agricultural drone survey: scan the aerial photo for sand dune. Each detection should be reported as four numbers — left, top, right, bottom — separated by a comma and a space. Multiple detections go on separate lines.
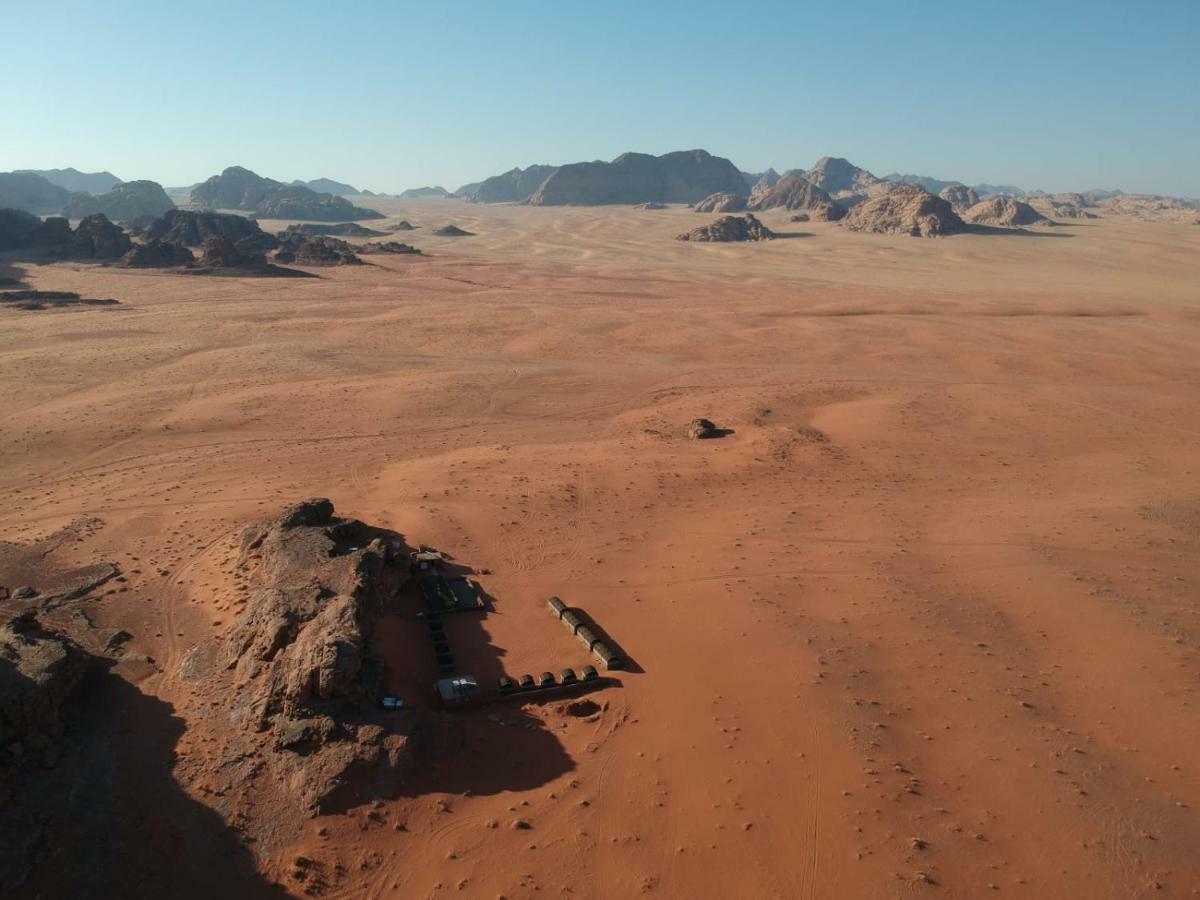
2, 200, 1199, 897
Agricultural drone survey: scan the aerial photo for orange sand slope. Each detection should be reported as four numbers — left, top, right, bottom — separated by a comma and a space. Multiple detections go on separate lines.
2, 201, 1199, 898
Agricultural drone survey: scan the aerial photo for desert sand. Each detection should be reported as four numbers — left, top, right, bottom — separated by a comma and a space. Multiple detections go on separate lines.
2, 200, 1200, 898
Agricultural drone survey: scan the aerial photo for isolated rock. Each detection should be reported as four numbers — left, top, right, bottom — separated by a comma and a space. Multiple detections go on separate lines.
687, 418, 721, 439
70, 214, 133, 258
397, 186, 452, 199
843, 184, 965, 237
198, 236, 265, 268
357, 242, 421, 255
677, 213, 775, 242
529, 149, 746, 206
938, 184, 979, 211
275, 235, 363, 266
694, 192, 747, 213
790, 212, 810, 222
144, 209, 278, 254
282, 222, 387, 237
433, 224, 474, 236
636, 201, 668, 209
389, 220, 416, 231
963, 196, 1053, 227
62, 180, 173, 223
119, 239, 195, 268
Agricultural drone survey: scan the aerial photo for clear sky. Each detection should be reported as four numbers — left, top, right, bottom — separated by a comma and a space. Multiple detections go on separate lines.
3, 0, 1198, 196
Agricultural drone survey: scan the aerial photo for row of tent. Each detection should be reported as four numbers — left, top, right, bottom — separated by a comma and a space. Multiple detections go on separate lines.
547, 596, 624, 670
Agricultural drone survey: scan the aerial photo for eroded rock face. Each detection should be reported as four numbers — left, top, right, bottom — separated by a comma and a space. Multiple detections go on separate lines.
274, 234, 363, 266
939, 184, 979, 212
0, 612, 91, 756
694, 192, 747, 213
748, 172, 836, 212
199, 236, 266, 269
963, 196, 1053, 227
120, 239, 195, 268
70, 214, 133, 259
144, 209, 279, 254
842, 184, 965, 237
677, 213, 775, 242
62, 180, 174, 224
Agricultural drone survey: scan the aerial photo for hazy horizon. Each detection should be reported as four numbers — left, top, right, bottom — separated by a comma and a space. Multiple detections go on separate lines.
3, 0, 1198, 197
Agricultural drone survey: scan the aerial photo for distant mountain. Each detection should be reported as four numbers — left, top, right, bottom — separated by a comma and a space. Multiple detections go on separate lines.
165, 184, 198, 202
528, 149, 745, 206
748, 169, 781, 205
463, 165, 559, 203
191, 166, 382, 221
884, 173, 965, 195
973, 183, 1028, 198
748, 172, 835, 211
63, 180, 174, 223
291, 178, 362, 196
799, 157, 888, 200
0, 171, 72, 214
454, 181, 483, 199
397, 186, 453, 199
15, 167, 122, 194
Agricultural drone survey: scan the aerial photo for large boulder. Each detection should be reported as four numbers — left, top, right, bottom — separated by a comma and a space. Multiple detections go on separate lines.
62, 180, 174, 223
694, 192, 747, 213
119, 239, 195, 268
842, 184, 965, 237
677, 213, 775, 242
144, 209, 278, 254
529, 149, 747, 206
963, 196, 1053, 227
70, 214, 133, 258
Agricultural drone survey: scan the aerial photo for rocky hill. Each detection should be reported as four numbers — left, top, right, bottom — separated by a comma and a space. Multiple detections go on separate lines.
963, 196, 1052, 227
694, 192, 747, 213
677, 213, 775, 242
14, 168, 121, 194
192, 167, 382, 221
291, 178, 361, 196
748, 172, 837, 211
938, 184, 979, 211
798, 157, 889, 202
747, 169, 781, 205
843, 184, 965, 237
462, 165, 559, 203
397, 186, 452, 199
528, 150, 746, 206
144, 209, 279, 254
0, 173, 72, 215
62, 180, 174, 223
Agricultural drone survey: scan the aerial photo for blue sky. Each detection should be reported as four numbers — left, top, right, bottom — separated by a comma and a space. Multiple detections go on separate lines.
2, 0, 1198, 196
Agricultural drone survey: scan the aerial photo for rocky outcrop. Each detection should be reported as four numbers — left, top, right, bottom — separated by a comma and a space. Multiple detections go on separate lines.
389, 220, 416, 231
198, 236, 267, 269
119, 240, 195, 268
70, 214, 133, 258
192, 167, 383, 221
460, 165, 558, 203
842, 184, 965, 237
145, 209, 279, 254
748, 172, 836, 211
939, 184, 979, 211
274, 235, 363, 266
0, 173, 72, 215
677, 213, 775, 242
397, 186, 452, 199
747, 169, 781, 205
291, 178, 361, 196
529, 150, 746, 206
62, 180, 174, 223
963, 196, 1053, 227
433, 224, 474, 236
357, 241, 421, 255
0, 208, 43, 250
282, 222, 387, 237
694, 192, 747, 213
0, 612, 91, 761
687, 418, 720, 439
1028, 194, 1098, 220
800, 157, 889, 200
809, 202, 847, 221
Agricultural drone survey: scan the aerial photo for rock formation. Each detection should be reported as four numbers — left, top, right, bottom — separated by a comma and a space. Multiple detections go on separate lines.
433, 224, 474, 236
198, 236, 267, 269
796, 157, 889, 205
883, 173, 964, 195
144, 209, 279, 254
939, 184, 979, 211
962, 196, 1053, 227
389, 220, 416, 231
397, 186, 452, 199
0, 291, 119, 311
748, 172, 837, 211
747, 169, 781, 205
677, 214, 775, 242
191, 167, 382, 221
459, 165, 558, 203
291, 178, 361, 196
0, 208, 43, 250
687, 418, 721, 439
356, 242, 421, 255
528, 150, 746, 206
119, 239, 195, 268
274, 235, 363, 266
0, 173, 72, 215
282, 222, 387, 237
62, 180, 174, 223
694, 192, 747, 213
70, 214, 133, 258
842, 184, 965, 237
791, 212, 810, 222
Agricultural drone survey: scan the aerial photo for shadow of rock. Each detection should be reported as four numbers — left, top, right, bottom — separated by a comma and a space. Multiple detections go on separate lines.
770, 230, 815, 239
963, 224, 1074, 238
3, 664, 290, 898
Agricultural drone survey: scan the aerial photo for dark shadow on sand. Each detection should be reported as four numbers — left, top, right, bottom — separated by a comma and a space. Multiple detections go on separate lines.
963, 224, 1074, 238
770, 231, 815, 240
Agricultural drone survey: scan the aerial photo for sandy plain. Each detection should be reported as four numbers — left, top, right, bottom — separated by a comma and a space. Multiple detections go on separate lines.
2, 200, 1200, 898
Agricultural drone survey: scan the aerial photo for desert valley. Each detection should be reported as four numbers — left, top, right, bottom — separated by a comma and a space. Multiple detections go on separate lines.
2, 143, 1200, 900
